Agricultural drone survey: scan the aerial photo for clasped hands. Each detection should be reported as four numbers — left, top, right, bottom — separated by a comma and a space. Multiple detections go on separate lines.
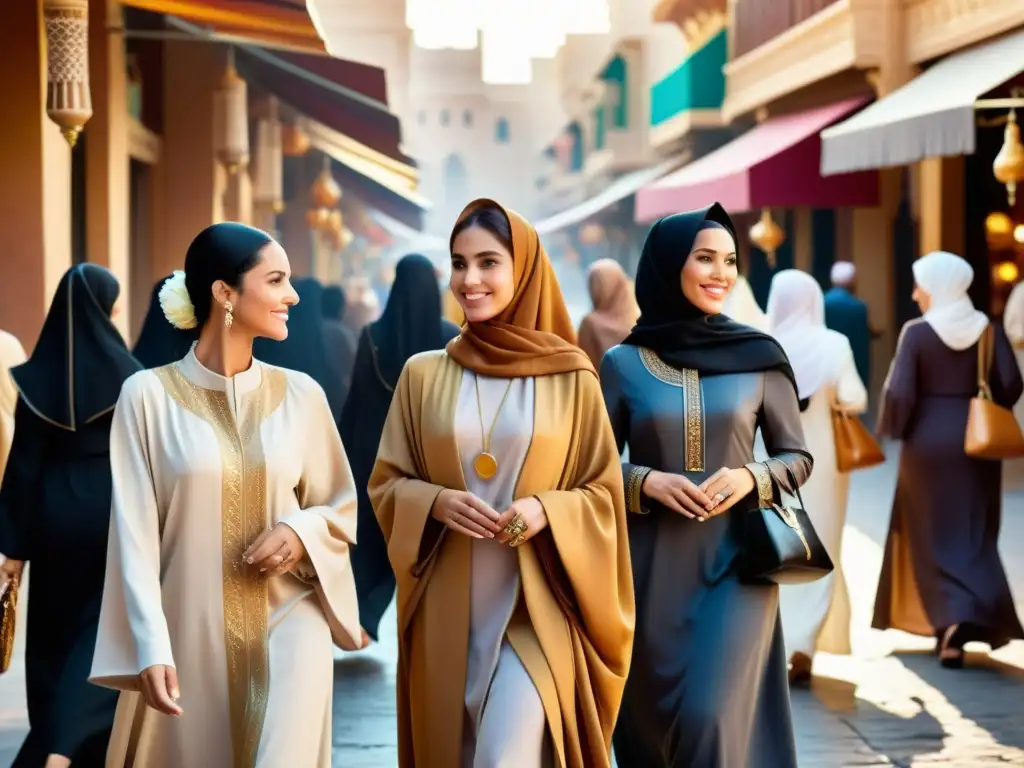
431, 489, 547, 546
641, 466, 756, 520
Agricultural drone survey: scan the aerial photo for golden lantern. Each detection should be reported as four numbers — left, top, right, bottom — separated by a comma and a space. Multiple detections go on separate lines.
43, 0, 93, 147
254, 96, 284, 214
985, 211, 1015, 251
309, 156, 342, 209
213, 49, 249, 174
282, 124, 311, 157
993, 109, 1024, 206
305, 207, 330, 230
749, 208, 786, 267
992, 260, 1019, 285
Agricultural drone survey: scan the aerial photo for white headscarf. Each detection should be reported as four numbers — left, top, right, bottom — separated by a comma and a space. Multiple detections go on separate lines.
723, 275, 769, 332
1004, 281, 1024, 346
766, 270, 844, 400
830, 261, 856, 286
912, 251, 989, 351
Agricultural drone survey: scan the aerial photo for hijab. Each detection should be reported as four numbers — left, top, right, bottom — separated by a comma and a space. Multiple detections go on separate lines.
722, 274, 770, 332
766, 270, 845, 400
912, 251, 989, 351
622, 203, 796, 391
1004, 280, 1024, 348
11, 263, 142, 431
578, 259, 640, 369
132, 275, 198, 369
254, 277, 332, 393
446, 198, 594, 378
368, 254, 458, 387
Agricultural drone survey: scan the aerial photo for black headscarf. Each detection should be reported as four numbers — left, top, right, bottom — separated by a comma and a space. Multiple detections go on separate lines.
11, 263, 142, 431
368, 254, 455, 387
254, 276, 332, 394
132, 275, 197, 369
321, 285, 347, 322
623, 203, 797, 392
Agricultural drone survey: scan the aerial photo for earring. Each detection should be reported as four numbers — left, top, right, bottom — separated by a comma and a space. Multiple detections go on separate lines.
224, 300, 234, 329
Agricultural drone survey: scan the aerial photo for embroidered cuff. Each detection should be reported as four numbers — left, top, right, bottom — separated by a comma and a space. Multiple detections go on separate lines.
626, 466, 653, 515
745, 462, 774, 508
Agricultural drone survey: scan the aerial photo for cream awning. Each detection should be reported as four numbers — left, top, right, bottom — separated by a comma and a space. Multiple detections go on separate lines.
820, 29, 1024, 176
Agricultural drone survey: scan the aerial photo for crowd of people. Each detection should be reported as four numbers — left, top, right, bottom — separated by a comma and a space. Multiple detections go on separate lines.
0, 197, 1020, 768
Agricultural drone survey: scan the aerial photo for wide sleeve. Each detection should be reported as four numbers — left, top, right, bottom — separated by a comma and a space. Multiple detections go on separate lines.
281, 382, 362, 651
91, 374, 175, 690
532, 371, 634, 695
876, 321, 920, 440
0, 400, 46, 560
368, 361, 447, 586
990, 324, 1024, 409
599, 350, 651, 515
745, 370, 814, 506
835, 338, 868, 414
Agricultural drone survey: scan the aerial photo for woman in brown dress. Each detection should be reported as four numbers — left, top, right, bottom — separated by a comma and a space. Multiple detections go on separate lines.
873, 250, 1024, 667
577, 259, 639, 370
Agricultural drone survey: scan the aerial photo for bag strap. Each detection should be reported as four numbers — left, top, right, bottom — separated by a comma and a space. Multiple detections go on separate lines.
976, 324, 994, 400
764, 458, 807, 511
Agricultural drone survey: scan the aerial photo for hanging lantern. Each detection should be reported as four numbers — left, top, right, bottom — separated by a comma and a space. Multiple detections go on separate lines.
44, 0, 93, 147
254, 97, 284, 214
993, 109, 1024, 206
749, 208, 786, 267
309, 156, 342, 209
305, 207, 330, 230
213, 48, 249, 174
282, 124, 311, 157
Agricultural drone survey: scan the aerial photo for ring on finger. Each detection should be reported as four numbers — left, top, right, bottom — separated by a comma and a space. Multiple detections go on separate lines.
510, 533, 526, 547
503, 516, 527, 538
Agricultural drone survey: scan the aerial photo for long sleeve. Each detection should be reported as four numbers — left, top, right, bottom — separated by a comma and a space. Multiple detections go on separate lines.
0, 400, 45, 560
835, 338, 868, 414
91, 373, 175, 690
746, 370, 814, 506
876, 321, 920, 440
599, 351, 651, 515
282, 381, 361, 650
990, 324, 1024, 409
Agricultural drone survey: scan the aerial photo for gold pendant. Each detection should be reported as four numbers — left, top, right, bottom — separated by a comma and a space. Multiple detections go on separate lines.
473, 452, 498, 480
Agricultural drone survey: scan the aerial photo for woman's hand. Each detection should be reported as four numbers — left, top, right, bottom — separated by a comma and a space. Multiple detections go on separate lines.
495, 497, 548, 547
430, 489, 502, 539
641, 470, 714, 519
698, 467, 756, 518
243, 523, 307, 577
138, 664, 183, 716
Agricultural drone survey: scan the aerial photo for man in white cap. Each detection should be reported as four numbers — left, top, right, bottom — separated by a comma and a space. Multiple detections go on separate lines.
824, 261, 872, 389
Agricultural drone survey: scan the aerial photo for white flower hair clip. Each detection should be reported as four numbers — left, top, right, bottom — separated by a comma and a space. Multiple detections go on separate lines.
159, 271, 198, 330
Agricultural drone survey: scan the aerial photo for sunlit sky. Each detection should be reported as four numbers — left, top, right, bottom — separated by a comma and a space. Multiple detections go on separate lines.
405, 0, 610, 84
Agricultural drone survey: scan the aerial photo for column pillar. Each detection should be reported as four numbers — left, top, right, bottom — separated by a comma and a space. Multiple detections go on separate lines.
793, 207, 812, 273
223, 168, 253, 225
918, 155, 965, 256
0, 0, 73, 349
87, 0, 131, 336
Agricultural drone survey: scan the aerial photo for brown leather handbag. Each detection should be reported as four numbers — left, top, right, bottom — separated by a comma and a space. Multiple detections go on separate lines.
831, 403, 885, 472
964, 324, 1024, 459
0, 575, 19, 674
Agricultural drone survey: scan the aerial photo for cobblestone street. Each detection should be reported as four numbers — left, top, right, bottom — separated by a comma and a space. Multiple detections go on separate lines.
2, 448, 1022, 767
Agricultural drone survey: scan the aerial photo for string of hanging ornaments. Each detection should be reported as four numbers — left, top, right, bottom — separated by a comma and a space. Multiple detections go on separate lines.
306, 157, 353, 252
254, 96, 284, 215
983, 87, 1024, 206
749, 208, 786, 268
213, 47, 249, 174
44, 0, 93, 147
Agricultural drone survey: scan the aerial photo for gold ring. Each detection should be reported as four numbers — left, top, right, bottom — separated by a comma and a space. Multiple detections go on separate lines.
510, 534, 526, 547
503, 516, 527, 538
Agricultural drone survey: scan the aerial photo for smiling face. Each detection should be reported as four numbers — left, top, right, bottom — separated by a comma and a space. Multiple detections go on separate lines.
217, 241, 299, 341
449, 224, 516, 323
679, 226, 738, 315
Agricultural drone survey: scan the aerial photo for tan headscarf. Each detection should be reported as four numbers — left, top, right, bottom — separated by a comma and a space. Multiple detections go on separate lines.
446, 198, 595, 377
577, 259, 639, 369
0, 330, 27, 482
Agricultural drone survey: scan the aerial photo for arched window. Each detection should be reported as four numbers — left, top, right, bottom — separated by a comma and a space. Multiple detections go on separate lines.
440, 109, 450, 127
600, 55, 628, 129
495, 117, 510, 144
443, 153, 468, 209
463, 109, 473, 127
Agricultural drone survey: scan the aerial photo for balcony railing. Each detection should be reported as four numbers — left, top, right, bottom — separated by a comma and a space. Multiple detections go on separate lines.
731, 0, 842, 59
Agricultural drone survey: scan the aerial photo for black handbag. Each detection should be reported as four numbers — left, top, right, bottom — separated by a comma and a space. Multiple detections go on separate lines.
738, 464, 834, 585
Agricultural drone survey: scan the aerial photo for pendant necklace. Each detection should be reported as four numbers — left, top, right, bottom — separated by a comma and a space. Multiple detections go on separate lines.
473, 374, 515, 480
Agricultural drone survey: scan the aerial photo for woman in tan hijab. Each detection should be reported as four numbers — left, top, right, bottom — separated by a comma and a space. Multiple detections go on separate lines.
577, 259, 639, 369
369, 199, 634, 768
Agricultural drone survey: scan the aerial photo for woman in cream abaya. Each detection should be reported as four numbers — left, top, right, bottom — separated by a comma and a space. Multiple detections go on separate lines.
90, 222, 363, 767
369, 199, 634, 768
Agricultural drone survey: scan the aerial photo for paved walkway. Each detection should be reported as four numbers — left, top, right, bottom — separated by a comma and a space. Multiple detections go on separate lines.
2, 449, 1022, 766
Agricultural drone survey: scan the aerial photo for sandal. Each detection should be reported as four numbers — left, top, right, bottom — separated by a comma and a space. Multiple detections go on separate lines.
938, 624, 966, 669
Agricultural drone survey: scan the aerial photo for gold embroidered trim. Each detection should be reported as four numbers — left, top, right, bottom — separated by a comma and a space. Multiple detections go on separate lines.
626, 466, 652, 515
745, 462, 773, 507
154, 363, 286, 768
638, 348, 704, 472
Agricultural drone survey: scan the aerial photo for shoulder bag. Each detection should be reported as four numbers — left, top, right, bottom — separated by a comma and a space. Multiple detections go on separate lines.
0, 575, 19, 673
964, 324, 1024, 459
831, 402, 885, 472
